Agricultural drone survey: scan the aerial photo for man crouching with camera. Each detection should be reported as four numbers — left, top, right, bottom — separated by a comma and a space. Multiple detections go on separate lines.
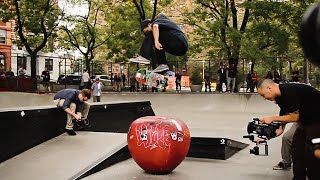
54, 89, 91, 136
257, 79, 320, 180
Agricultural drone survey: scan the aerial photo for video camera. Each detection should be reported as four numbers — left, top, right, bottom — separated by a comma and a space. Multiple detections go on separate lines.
247, 118, 282, 139
243, 118, 282, 156
73, 117, 91, 130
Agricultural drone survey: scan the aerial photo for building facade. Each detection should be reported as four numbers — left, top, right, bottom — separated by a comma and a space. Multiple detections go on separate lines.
11, 49, 68, 81
0, 20, 14, 71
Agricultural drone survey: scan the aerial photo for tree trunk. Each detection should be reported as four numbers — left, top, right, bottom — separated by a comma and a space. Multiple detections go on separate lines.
30, 54, 37, 91
303, 57, 309, 84
85, 56, 90, 75
279, 57, 283, 81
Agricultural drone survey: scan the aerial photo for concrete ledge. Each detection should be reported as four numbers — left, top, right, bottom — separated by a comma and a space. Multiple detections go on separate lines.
0, 101, 155, 163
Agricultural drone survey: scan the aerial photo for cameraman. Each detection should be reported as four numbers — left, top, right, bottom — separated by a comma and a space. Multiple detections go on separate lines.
257, 79, 320, 180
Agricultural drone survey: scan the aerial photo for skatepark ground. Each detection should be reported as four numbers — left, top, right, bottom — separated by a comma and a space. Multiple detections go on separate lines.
0, 92, 292, 180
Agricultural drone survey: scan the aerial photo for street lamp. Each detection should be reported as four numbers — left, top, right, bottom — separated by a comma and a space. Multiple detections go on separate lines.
202, 60, 205, 82
59, 53, 72, 89
63, 54, 68, 89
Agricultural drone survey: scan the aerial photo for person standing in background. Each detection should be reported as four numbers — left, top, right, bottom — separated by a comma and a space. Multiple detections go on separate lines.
41, 67, 51, 93
82, 69, 90, 89
175, 72, 182, 93
91, 77, 103, 102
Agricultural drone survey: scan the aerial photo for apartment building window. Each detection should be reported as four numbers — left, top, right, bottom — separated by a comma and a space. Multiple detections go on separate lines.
17, 56, 27, 70
45, 58, 53, 71
0, 54, 5, 68
0, 29, 6, 44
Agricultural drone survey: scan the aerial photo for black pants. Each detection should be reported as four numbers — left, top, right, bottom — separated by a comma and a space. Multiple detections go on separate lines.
176, 82, 181, 91
140, 32, 188, 68
152, 87, 158, 92
205, 82, 211, 92
130, 85, 135, 92
250, 80, 258, 92
292, 124, 320, 180
217, 78, 227, 92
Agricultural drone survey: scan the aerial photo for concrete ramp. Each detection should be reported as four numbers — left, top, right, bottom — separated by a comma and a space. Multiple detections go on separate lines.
0, 92, 280, 142
99, 93, 280, 142
0, 132, 126, 180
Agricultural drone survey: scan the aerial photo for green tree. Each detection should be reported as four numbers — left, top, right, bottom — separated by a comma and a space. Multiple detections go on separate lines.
101, 1, 144, 62
242, 1, 303, 70
183, 0, 251, 85
59, 0, 113, 75
243, 1, 312, 82
0, 0, 61, 90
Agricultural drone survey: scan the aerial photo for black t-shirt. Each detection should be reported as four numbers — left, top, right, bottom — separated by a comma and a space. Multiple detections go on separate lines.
153, 14, 184, 40
291, 70, 299, 82
41, 70, 50, 82
275, 83, 320, 126
227, 64, 236, 78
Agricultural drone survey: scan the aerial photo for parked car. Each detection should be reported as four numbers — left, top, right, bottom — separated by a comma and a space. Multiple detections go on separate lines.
92, 75, 112, 85
57, 74, 81, 85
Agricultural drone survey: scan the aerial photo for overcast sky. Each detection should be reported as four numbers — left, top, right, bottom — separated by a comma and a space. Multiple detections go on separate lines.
58, 0, 88, 16
56, 0, 89, 57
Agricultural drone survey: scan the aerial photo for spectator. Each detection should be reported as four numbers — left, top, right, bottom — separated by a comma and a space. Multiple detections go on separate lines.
5, 67, 15, 89
226, 62, 236, 93
152, 80, 159, 92
217, 64, 227, 93
41, 67, 51, 93
82, 69, 90, 89
110, 73, 114, 86
91, 77, 103, 102
246, 72, 252, 92
115, 74, 121, 92
265, 70, 273, 80
0, 64, 5, 77
274, 70, 281, 84
250, 71, 258, 92
204, 74, 211, 92
175, 72, 182, 93
121, 73, 126, 87
5, 67, 14, 77
129, 75, 136, 92
162, 77, 168, 92
18, 66, 26, 76
291, 67, 300, 82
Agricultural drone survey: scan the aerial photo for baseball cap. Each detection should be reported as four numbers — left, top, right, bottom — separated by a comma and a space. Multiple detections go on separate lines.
141, 19, 151, 31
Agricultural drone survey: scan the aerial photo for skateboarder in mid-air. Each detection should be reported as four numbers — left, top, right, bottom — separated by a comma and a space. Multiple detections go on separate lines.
130, 13, 189, 73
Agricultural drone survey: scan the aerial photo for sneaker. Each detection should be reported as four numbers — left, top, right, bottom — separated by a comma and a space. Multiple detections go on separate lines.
66, 129, 77, 136
152, 64, 169, 73
129, 56, 150, 64
273, 161, 291, 170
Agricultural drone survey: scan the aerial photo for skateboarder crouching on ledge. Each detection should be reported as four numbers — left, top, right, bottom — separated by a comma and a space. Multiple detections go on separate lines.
53, 89, 91, 136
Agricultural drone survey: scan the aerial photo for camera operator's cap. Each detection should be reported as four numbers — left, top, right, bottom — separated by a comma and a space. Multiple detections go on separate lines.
312, 138, 320, 144
141, 19, 151, 31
